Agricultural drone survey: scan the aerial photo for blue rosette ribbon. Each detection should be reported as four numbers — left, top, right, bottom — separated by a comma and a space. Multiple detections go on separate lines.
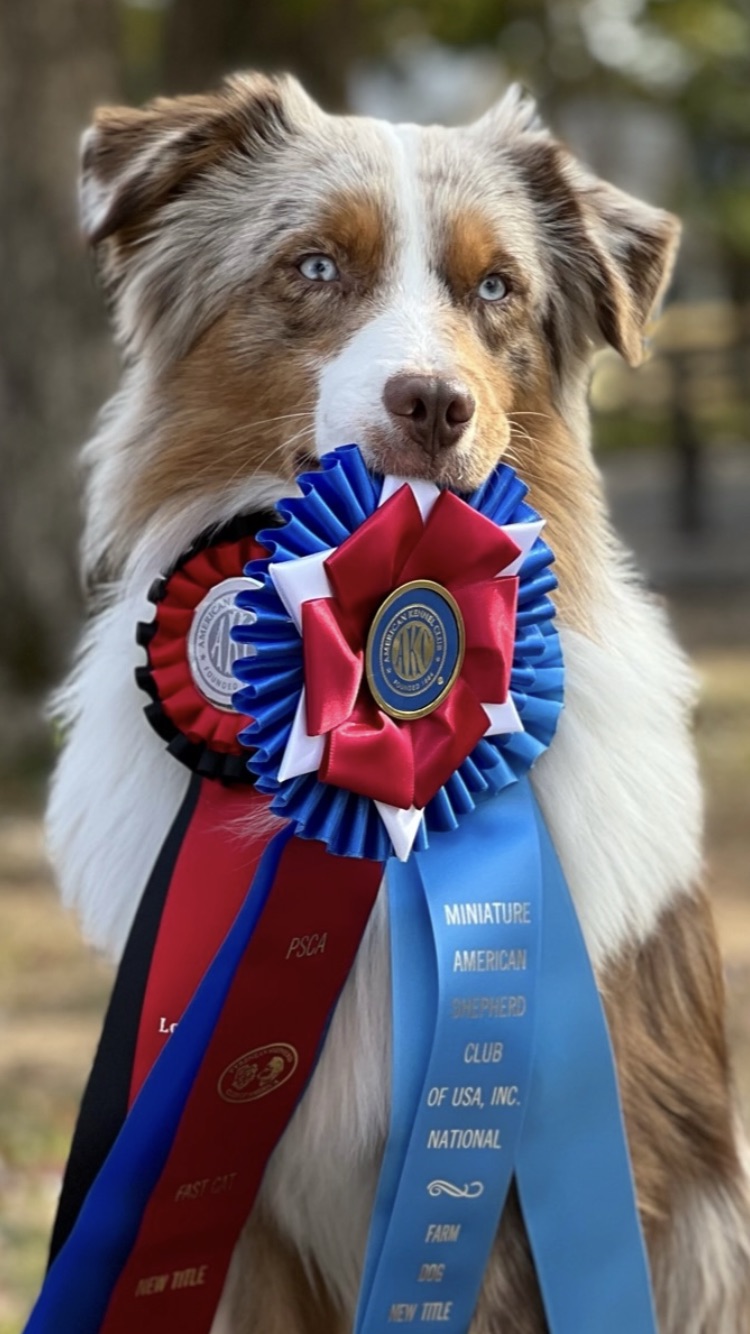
232, 443, 564, 860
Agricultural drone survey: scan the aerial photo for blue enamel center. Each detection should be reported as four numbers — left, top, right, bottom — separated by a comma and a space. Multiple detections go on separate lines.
366, 581, 464, 720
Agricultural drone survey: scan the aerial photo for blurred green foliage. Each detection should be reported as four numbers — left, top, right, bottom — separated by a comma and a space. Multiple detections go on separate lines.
119, 0, 750, 259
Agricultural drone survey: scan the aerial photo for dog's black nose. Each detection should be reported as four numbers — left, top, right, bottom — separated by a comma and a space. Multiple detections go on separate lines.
383, 375, 475, 455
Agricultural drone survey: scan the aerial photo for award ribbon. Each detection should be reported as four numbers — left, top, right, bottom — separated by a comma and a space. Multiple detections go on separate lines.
356, 781, 540, 1332
48, 523, 269, 1264
234, 447, 656, 1332
30, 446, 658, 1334
28, 831, 383, 1332
355, 779, 657, 1333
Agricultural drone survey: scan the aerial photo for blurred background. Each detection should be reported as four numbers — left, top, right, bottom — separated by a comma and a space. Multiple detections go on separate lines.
0, 0, 748, 1327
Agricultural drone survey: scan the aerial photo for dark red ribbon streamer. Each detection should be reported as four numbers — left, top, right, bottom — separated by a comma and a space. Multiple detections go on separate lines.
100, 820, 383, 1331
129, 781, 274, 1104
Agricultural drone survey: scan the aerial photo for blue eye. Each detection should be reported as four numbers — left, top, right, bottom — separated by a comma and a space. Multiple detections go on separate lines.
478, 273, 509, 302
298, 254, 340, 282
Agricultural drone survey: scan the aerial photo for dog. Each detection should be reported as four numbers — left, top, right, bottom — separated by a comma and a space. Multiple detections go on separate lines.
47, 72, 750, 1332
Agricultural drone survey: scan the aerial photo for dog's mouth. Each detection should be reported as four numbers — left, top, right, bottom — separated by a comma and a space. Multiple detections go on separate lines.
357, 426, 510, 494
288, 423, 510, 495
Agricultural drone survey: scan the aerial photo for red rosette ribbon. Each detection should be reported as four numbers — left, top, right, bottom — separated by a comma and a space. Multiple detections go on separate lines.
136, 529, 266, 779
296, 486, 520, 811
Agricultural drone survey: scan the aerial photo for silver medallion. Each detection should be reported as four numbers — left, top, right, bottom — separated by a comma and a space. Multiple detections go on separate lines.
186, 576, 257, 711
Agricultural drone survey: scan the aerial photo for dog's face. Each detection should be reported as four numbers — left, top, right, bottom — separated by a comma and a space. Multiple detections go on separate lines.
81, 74, 678, 573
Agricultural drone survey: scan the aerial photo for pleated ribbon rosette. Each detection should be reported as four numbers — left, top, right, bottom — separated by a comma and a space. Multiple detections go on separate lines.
233, 445, 563, 861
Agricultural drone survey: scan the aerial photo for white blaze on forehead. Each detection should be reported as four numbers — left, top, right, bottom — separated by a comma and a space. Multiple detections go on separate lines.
315, 121, 461, 457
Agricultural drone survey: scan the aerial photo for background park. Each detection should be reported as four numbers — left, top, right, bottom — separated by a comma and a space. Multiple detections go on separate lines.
0, 0, 748, 1327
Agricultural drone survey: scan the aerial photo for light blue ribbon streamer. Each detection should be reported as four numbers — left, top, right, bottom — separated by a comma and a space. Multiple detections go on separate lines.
515, 799, 657, 1332
356, 782, 540, 1332
356, 778, 657, 1333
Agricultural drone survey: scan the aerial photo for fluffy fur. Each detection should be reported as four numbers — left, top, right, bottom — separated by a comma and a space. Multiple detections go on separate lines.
48, 73, 750, 1331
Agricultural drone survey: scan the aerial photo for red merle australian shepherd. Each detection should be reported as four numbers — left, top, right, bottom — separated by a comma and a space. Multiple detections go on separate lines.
48, 73, 750, 1333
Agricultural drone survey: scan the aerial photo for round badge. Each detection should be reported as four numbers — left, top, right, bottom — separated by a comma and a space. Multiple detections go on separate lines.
366, 579, 465, 721
218, 1043, 299, 1104
187, 576, 257, 712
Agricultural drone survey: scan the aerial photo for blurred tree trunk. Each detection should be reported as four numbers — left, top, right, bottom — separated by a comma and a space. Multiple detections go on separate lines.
725, 247, 750, 441
0, 0, 120, 776
162, 0, 362, 108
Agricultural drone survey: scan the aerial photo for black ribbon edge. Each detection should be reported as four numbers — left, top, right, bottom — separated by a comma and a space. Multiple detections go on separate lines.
135, 511, 279, 782
47, 774, 203, 1266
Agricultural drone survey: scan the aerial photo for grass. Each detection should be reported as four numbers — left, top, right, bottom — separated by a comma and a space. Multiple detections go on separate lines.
0, 819, 111, 1327
0, 644, 748, 1329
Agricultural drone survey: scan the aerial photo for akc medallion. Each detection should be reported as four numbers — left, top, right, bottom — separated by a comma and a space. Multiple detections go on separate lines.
218, 1043, 299, 1104
366, 579, 465, 720
187, 576, 258, 711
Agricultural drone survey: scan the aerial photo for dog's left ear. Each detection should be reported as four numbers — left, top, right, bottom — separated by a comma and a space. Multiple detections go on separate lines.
475, 87, 681, 367
564, 168, 681, 366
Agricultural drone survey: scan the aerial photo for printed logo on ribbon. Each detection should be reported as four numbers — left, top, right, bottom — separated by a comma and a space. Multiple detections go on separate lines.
366, 580, 465, 720
187, 577, 258, 711
217, 1042, 298, 1104
426, 1179, 485, 1200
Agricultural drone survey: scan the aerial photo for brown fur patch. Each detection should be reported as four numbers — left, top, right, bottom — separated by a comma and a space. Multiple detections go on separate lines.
504, 383, 607, 633
605, 889, 742, 1327
125, 310, 321, 539
471, 1185, 546, 1333
441, 209, 524, 303
313, 193, 390, 288
468, 889, 740, 1333
604, 890, 738, 1232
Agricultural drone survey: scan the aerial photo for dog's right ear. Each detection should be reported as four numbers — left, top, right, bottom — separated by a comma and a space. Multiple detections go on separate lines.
79, 72, 311, 247
474, 86, 680, 371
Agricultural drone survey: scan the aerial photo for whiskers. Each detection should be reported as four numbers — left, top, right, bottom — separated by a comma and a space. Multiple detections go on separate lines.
183, 412, 318, 487
505, 413, 547, 471
254, 421, 318, 472
509, 410, 553, 423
